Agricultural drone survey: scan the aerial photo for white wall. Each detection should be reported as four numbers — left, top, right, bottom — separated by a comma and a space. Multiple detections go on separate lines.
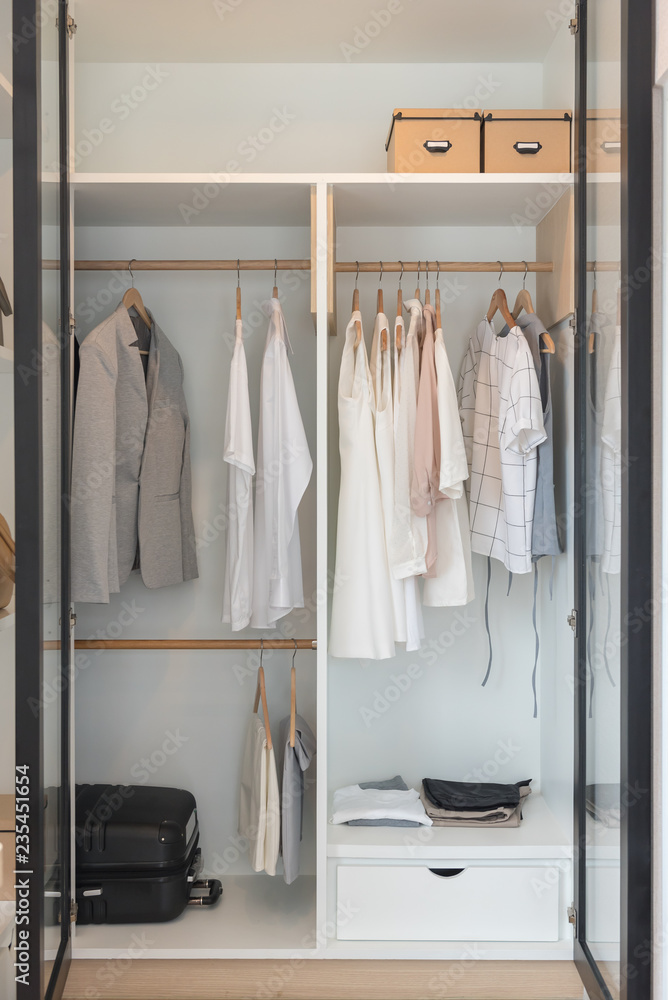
72, 61, 543, 173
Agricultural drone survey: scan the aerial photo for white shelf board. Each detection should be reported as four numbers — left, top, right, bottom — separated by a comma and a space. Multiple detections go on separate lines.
74, 0, 568, 64
71, 173, 574, 229
327, 795, 572, 861
72, 874, 317, 959
0, 345, 12, 374
0, 602, 15, 632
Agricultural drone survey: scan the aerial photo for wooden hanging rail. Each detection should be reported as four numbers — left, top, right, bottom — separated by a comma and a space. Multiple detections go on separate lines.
44, 259, 553, 273
69, 638, 317, 651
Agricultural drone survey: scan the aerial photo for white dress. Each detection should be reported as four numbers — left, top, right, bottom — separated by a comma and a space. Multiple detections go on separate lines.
370, 311, 409, 647
251, 299, 313, 628
329, 312, 396, 660
389, 298, 429, 580
423, 326, 475, 607
222, 319, 255, 630
238, 713, 280, 875
392, 314, 424, 649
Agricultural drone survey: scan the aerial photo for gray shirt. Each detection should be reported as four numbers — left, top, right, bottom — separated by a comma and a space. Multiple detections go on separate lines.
277, 714, 316, 885
501, 313, 562, 559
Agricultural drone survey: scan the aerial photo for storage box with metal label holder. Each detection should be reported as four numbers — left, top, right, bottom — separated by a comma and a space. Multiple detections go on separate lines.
386, 108, 482, 173
483, 110, 572, 173
586, 109, 621, 172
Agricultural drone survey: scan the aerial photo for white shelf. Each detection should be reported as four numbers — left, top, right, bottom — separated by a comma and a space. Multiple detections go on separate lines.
0, 346, 12, 374
327, 795, 572, 861
72, 874, 317, 959
71, 173, 574, 228
75, 0, 566, 64
0, 602, 14, 632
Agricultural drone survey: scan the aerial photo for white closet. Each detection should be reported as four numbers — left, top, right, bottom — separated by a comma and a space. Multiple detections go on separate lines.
48, 0, 620, 969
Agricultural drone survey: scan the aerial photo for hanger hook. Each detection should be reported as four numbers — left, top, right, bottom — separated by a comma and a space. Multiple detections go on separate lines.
379, 260, 383, 284
436, 260, 440, 288
398, 260, 404, 286
416, 260, 421, 287
260, 637, 264, 669
593, 259, 597, 289
497, 260, 503, 284
355, 260, 359, 288
237, 258, 240, 288
292, 638, 298, 668
522, 260, 528, 289
425, 261, 430, 289
274, 258, 278, 287
128, 258, 136, 288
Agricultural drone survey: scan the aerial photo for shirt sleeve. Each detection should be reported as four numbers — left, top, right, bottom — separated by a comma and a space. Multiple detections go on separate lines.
458, 339, 477, 469
502, 339, 547, 456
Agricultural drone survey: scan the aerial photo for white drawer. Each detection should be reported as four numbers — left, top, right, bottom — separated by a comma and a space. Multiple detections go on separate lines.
337, 865, 559, 942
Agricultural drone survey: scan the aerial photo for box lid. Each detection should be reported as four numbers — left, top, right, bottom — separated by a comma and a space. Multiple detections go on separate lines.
483, 109, 572, 122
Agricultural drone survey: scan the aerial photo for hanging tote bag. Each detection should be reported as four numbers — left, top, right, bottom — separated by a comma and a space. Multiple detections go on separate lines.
0, 514, 15, 609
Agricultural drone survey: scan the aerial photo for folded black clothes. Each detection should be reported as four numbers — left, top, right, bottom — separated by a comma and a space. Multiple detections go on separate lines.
422, 778, 532, 813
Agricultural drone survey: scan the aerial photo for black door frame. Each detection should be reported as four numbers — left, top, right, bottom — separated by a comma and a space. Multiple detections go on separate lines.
13, 2, 72, 998
573, 1, 654, 998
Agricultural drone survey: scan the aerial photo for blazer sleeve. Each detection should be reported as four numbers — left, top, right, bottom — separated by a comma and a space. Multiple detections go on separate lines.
178, 358, 199, 582
70, 342, 117, 603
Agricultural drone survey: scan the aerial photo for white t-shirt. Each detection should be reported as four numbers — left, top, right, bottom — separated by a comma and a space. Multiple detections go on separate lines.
459, 319, 546, 574
222, 320, 255, 630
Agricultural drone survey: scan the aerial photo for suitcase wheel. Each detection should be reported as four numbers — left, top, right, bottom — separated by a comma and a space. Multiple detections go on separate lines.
188, 879, 223, 907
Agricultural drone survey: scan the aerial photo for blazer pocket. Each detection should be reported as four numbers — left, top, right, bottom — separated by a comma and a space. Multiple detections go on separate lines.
155, 492, 180, 502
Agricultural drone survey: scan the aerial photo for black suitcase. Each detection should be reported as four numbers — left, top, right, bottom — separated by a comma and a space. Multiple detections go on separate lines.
75, 784, 222, 924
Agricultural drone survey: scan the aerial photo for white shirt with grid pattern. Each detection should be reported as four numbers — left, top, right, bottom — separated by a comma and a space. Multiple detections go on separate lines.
459, 319, 547, 574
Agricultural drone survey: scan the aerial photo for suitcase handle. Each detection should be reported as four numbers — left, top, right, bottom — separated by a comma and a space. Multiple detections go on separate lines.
513, 141, 542, 154
187, 848, 203, 883
188, 879, 223, 907
423, 139, 452, 154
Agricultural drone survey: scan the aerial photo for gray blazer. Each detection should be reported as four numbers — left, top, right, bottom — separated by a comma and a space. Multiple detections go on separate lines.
71, 304, 198, 603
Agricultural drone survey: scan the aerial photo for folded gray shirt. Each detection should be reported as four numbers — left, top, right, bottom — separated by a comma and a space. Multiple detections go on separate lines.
348, 776, 421, 827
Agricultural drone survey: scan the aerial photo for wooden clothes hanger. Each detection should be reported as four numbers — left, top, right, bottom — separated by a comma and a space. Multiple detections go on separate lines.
377, 261, 388, 351
236, 258, 242, 320
352, 261, 363, 348
414, 260, 421, 301
272, 258, 279, 299
424, 261, 431, 305
435, 261, 442, 329
486, 262, 516, 329
252, 641, 272, 750
290, 640, 298, 749
512, 260, 555, 355
122, 260, 152, 344
396, 261, 404, 354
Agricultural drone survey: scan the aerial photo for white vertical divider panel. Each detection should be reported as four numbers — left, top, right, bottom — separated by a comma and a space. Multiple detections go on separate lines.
315, 181, 329, 948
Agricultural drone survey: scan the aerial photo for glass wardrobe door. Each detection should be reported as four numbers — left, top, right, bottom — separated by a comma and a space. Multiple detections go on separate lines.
13, 2, 72, 998
574, 2, 653, 999
583, 0, 622, 993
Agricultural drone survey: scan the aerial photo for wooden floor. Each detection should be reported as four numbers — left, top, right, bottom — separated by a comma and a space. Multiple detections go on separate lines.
63, 959, 585, 999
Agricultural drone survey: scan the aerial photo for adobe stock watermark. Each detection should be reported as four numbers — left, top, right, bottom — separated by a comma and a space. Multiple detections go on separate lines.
44, 66, 170, 174
359, 611, 477, 728
178, 107, 296, 224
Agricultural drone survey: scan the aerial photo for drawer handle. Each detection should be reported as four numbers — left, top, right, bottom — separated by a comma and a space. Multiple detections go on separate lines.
513, 141, 542, 154
423, 140, 452, 154
428, 868, 466, 879
600, 141, 621, 153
